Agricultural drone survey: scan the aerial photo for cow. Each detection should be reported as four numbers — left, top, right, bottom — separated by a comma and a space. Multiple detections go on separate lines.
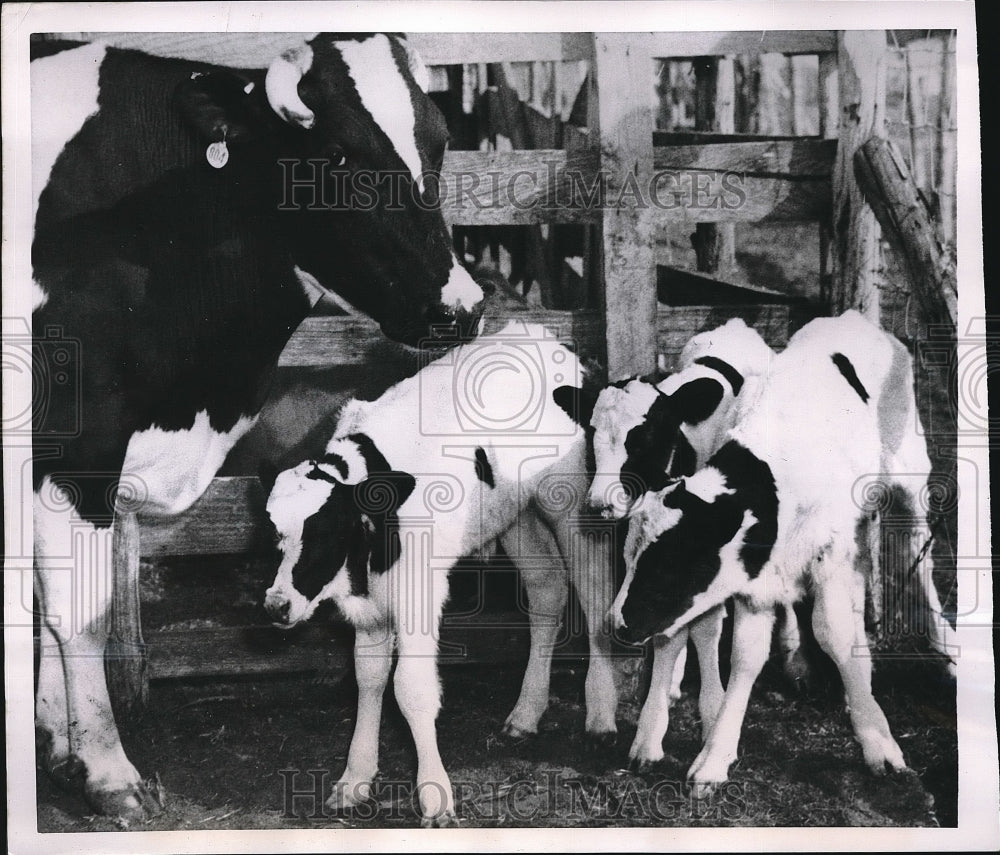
610, 310, 957, 794
566, 319, 804, 769
262, 321, 619, 827
31, 33, 488, 821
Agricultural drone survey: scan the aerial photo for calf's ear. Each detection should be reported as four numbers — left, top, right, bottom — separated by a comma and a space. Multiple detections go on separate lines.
668, 377, 726, 425
352, 471, 417, 517
553, 385, 598, 428
258, 460, 280, 495
175, 71, 268, 143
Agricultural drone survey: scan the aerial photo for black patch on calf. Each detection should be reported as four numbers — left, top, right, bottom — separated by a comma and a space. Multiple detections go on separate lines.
831, 353, 870, 403
474, 447, 495, 488
552, 385, 598, 428
693, 355, 744, 395
668, 377, 727, 425
618, 440, 779, 643
709, 441, 779, 579
353, 471, 416, 575
618, 481, 746, 644
294, 486, 358, 601
319, 452, 350, 481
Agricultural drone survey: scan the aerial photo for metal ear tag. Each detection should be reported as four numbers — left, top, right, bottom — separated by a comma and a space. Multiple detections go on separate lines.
206, 140, 229, 169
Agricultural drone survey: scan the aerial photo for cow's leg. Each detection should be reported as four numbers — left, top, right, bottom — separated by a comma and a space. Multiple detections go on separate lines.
499, 510, 568, 737
390, 562, 456, 827
689, 605, 726, 737
628, 628, 688, 768
812, 568, 906, 775
550, 513, 618, 737
687, 600, 774, 796
328, 627, 394, 811
777, 601, 810, 685
34, 487, 158, 820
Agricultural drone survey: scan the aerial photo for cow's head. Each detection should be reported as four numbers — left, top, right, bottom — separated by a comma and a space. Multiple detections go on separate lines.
585, 376, 728, 519
178, 33, 486, 347
261, 434, 415, 627
609, 442, 778, 644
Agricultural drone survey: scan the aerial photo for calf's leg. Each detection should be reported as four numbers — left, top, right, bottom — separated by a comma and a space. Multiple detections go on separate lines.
500, 510, 569, 737
328, 627, 394, 811
628, 628, 689, 768
687, 600, 774, 796
812, 569, 906, 775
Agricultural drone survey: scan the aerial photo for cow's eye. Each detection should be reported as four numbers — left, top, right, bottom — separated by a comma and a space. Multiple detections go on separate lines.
329, 150, 347, 168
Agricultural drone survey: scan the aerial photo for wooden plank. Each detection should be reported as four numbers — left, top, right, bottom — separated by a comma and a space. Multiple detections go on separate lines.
692, 56, 737, 275
830, 31, 887, 320
139, 477, 266, 557
653, 139, 836, 178
436, 148, 830, 226
592, 32, 658, 380
818, 51, 839, 306
649, 30, 837, 58
55, 31, 594, 67
408, 32, 593, 65
107, 510, 149, 722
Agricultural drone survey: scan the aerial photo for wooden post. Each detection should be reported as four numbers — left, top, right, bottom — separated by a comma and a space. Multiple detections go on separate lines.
692, 56, 737, 276
592, 33, 657, 380
817, 51, 839, 306
830, 30, 887, 320
106, 510, 148, 724
937, 33, 956, 246
853, 137, 956, 328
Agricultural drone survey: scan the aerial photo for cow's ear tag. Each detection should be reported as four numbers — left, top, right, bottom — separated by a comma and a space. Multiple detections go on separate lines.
206, 139, 229, 169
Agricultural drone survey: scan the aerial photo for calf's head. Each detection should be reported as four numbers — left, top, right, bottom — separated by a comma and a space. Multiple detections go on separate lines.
585, 376, 727, 519
177, 33, 485, 347
261, 436, 415, 626
610, 442, 778, 644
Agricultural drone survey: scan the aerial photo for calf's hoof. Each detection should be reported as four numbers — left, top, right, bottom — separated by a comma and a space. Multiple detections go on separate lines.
861, 734, 906, 776
326, 780, 373, 812
500, 720, 537, 740
420, 809, 460, 828
686, 749, 731, 799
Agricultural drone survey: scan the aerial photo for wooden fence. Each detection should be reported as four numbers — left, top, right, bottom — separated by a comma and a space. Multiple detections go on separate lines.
64, 30, 950, 700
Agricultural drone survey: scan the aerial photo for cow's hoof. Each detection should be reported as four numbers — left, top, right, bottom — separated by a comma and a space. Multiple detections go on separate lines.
500, 720, 536, 740
420, 809, 459, 828
86, 776, 165, 823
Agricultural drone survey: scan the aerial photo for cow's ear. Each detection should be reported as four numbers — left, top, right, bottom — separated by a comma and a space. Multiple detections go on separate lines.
258, 460, 280, 495
553, 385, 598, 428
352, 471, 416, 517
666, 377, 725, 426
175, 71, 267, 143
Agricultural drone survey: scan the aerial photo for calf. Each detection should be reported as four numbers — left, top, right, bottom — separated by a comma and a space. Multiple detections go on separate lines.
262, 321, 618, 826
611, 310, 957, 793
579, 320, 801, 769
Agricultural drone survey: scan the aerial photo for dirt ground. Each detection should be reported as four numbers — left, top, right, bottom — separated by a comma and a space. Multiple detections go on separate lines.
36, 556, 956, 833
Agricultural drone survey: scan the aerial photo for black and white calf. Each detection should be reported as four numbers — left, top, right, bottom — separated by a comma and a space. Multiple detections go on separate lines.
611, 310, 957, 793
262, 321, 618, 826
579, 319, 800, 768
31, 33, 487, 820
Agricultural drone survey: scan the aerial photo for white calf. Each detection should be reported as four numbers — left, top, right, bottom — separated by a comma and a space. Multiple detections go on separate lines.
612, 310, 956, 792
262, 321, 618, 826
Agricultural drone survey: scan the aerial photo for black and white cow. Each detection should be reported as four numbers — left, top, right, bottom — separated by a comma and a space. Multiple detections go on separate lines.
611, 310, 957, 793
32, 34, 487, 820
262, 321, 619, 826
